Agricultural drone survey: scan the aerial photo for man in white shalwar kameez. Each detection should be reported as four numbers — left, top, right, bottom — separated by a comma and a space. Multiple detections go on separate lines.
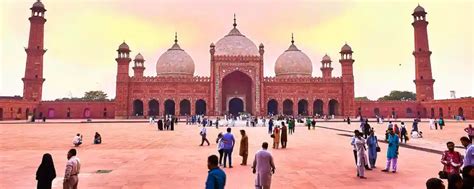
252, 142, 276, 189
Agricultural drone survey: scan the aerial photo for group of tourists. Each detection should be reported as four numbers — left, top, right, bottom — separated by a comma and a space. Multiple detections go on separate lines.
429, 117, 446, 130
150, 115, 176, 131
72, 132, 102, 147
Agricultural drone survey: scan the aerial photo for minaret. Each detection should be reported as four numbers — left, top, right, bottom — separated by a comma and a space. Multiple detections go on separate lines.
22, 0, 47, 102
133, 53, 145, 77
339, 43, 355, 116
412, 4, 435, 101
320, 54, 333, 78
115, 42, 131, 118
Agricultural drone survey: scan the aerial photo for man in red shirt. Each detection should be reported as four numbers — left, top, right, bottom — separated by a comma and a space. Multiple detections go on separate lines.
441, 141, 463, 176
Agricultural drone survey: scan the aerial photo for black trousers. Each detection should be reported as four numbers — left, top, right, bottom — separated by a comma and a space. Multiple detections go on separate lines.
201, 135, 210, 145
218, 149, 224, 165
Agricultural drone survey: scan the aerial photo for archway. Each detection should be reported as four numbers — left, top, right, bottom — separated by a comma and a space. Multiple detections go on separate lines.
164, 99, 175, 115
133, 99, 144, 116
267, 99, 278, 115
25, 108, 30, 119
430, 108, 435, 118
313, 99, 323, 116
195, 99, 206, 115
66, 108, 71, 118
0, 108, 3, 120
439, 107, 444, 118
103, 108, 107, 118
406, 108, 413, 118
297, 99, 308, 116
283, 99, 293, 116
459, 107, 464, 116
229, 98, 244, 116
47, 108, 55, 118
148, 99, 159, 116
374, 108, 380, 116
328, 99, 339, 116
221, 71, 252, 114
83, 108, 91, 118
180, 99, 191, 116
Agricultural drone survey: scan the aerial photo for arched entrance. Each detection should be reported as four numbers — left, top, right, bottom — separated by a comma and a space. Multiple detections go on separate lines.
430, 108, 435, 118
458, 107, 464, 117
228, 98, 244, 116
195, 99, 206, 115
439, 107, 444, 117
83, 108, 91, 118
133, 99, 144, 116
283, 99, 293, 116
267, 99, 278, 115
0, 108, 3, 120
148, 99, 159, 116
180, 99, 191, 116
328, 99, 339, 116
48, 108, 55, 118
164, 100, 175, 115
313, 99, 323, 116
221, 71, 252, 114
25, 108, 30, 119
297, 99, 308, 116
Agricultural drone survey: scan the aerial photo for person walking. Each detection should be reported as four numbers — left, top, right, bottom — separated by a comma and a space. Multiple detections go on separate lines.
367, 129, 379, 168
311, 118, 316, 130
239, 130, 249, 166
400, 122, 408, 144
354, 131, 368, 179
63, 149, 80, 189
205, 155, 226, 189
200, 126, 210, 146
216, 133, 224, 166
36, 153, 56, 189
222, 128, 235, 168
382, 128, 399, 173
281, 122, 288, 148
252, 142, 276, 189
268, 119, 274, 134
273, 126, 280, 149
465, 124, 474, 142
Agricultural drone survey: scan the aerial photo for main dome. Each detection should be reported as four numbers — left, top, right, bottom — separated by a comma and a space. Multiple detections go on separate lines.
214, 18, 259, 56
274, 38, 313, 78
156, 36, 195, 77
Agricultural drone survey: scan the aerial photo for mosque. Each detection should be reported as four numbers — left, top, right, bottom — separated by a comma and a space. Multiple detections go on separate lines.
0, 1, 472, 120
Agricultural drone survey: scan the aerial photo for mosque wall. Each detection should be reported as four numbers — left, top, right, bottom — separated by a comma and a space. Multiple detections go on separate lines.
37, 101, 116, 119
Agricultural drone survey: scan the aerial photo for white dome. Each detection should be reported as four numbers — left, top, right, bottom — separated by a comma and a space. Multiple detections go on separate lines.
275, 43, 313, 77
156, 42, 195, 77
214, 27, 259, 56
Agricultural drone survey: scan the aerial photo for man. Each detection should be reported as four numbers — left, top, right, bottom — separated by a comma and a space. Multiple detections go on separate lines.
382, 128, 399, 173
461, 136, 474, 166
351, 130, 371, 174
239, 130, 249, 166
222, 128, 235, 168
205, 155, 226, 189
252, 142, 276, 189
311, 118, 316, 130
63, 149, 80, 189
425, 178, 445, 189
157, 118, 163, 130
268, 119, 273, 134
441, 141, 462, 177
354, 131, 367, 179
72, 134, 82, 147
280, 123, 288, 148
465, 124, 474, 142
200, 125, 210, 146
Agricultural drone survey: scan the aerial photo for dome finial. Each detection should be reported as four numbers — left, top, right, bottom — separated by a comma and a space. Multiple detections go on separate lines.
291, 33, 294, 44
233, 14, 237, 28
174, 32, 178, 44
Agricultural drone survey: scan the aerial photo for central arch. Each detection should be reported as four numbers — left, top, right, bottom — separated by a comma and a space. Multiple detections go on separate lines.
221, 71, 253, 115
133, 99, 144, 116
228, 98, 244, 116
267, 99, 278, 115
313, 99, 323, 116
164, 100, 175, 115
298, 99, 308, 116
148, 99, 159, 116
195, 99, 206, 115
283, 99, 294, 116
180, 99, 191, 116
328, 99, 339, 116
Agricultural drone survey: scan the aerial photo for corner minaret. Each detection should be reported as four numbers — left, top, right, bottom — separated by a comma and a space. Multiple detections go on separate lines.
115, 42, 132, 118
339, 43, 355, 116
320, 54, 333, 78
22, 0, 47, 102
412, 4, 434, 101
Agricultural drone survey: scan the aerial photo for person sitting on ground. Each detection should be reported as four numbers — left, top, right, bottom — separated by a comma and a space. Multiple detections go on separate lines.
94, 132, 102, 144
73, 134, 82, 147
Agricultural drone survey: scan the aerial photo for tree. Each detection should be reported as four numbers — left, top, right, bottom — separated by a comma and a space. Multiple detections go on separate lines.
355, 96, 370, 101
378, 90, 416, 101
83, 91, 108, 101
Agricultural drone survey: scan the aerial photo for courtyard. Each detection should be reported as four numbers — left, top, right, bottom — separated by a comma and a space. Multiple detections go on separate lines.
0, 119, 472, 189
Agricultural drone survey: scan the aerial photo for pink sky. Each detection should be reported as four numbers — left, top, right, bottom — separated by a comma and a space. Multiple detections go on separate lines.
0, 0, 472, 100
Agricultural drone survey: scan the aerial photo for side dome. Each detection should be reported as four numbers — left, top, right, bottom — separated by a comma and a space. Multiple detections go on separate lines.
414, 4, 425, 13
156, 34, 195, 77
274, 36, 313, 78
118, 42, 130, 51
213, 17, 259, 56
341, 43, 352, 52
33, 0, 45, 8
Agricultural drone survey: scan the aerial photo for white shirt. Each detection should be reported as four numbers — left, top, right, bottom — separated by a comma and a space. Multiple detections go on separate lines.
200, 127, 207, 135
72, 136, 82, 144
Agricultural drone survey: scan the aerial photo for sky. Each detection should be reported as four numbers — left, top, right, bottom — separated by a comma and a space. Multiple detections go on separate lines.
0, 0, 473, 100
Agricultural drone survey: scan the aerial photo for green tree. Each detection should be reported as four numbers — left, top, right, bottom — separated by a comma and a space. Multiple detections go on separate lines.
378, 90, 416, 101
83, 90, 108, 101
355, 96, 370, 101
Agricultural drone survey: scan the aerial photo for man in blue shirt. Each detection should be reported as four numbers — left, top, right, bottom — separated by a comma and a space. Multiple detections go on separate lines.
206, 155, 226, 189
222, 128, 235, 168
461, 136, 474, 166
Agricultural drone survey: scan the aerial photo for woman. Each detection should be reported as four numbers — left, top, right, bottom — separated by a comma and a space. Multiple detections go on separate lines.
94, 132, 102, 144
447, 174, 463, 189
216, 133, 224, 166
36, 153, 56, 189
273, 126, 281, 149
281, 122, 288, 148
367, 129, 379, 168
400, 122, 408, 143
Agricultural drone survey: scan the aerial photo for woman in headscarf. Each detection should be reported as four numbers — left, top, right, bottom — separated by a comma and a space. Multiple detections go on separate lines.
36, 153, 56, 189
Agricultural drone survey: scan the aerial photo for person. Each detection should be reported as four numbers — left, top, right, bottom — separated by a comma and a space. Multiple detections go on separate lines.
426, 178, 445, 189
351, 130, 371, 172
200, 125, 210, 146
36, 153, 56, 189
441, 142, 463, 177
400, 122, 408, 143
289, 119, 295, 134
239, 130, 249, 166
367, 129, 379, 168
439, 117, 445, 130
363, 120, 371, 139
447, 173, 463, 189
382, 128, 399, 173
273, 126, 280, 149
72, 134, 82, 147
306, 118, 311, 130
216, 133, 224, 166
413, 119, 419, 132
268, 118, 273, 134
311, 118, 316, 130
205, 155, 226, 189
354, 131, 368, 179
222, 128, 235, 168
94, 132, 101, 144
170, 117, 175, 130
462, 165, 474, 189
63, 149, 80, 189
429, 118, 435, 130
460, 137, 474, 166
157, 118, 163, 130
281, 122, 288, 148
252, 142, 276, 189
464, 124, 474, 142
347, 117, 351, 125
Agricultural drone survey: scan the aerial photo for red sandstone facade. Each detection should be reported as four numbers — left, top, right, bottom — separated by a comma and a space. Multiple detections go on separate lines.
0, 1, 472, 120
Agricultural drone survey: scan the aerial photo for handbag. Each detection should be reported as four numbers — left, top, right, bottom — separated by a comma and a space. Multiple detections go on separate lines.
270, 134, 275, 138
438, 171, 448, 179
376, 146, 381, 152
